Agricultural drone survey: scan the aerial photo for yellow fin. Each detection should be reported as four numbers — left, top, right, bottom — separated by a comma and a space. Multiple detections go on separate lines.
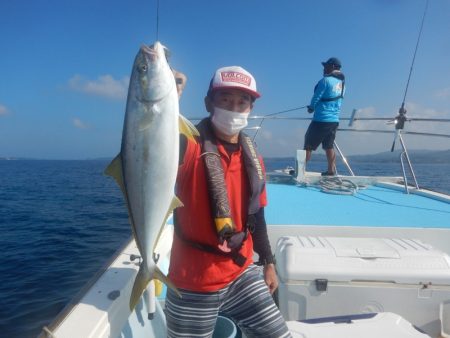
154, 279, 163, 296
154, 195, 184, 249
104, 154, 124, 191
179, 114, 199, 140
154, 266, 181, 298
129, 264, 151, 311
129, 265, 181, 311
170, 195, 184, 210
162, 195, 183, 230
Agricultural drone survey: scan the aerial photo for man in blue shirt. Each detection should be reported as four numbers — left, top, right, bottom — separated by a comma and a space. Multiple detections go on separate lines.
304, 57, 345, 176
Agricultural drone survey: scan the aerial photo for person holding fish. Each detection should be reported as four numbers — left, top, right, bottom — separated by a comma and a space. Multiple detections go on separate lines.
304, 57, 345, 176
166, 66, 291, 338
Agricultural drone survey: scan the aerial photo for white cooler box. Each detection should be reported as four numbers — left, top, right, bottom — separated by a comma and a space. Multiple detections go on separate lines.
275, 236, 450, 338
287, 312, 431, 338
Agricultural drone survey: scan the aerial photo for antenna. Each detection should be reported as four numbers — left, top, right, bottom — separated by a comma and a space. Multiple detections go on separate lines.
391, 0, 429, 152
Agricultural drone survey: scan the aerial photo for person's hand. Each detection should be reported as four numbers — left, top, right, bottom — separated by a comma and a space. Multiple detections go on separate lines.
307, 106, 314, 114
263, 264, 278, 294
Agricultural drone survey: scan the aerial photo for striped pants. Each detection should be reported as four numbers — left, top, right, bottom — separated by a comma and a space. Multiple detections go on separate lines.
165, 264, 292, 338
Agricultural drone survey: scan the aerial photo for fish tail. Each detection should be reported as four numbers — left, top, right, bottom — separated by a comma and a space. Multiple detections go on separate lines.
154, 266, 182, 298
129, 265, 181, 310
129, 264, 151, 311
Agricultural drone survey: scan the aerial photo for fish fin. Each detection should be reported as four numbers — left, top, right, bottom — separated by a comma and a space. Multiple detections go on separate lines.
154, 195, 184, 251
154, 266, 181, 298
129, 266, 180, 311
129, 264, 151, 311
104, 154, 125, 190
104, 155, 143, 254
154, 278, 163, 296
179, 114, 200, 140
163, 196, 183, 229
139, 113, 154, 131
160, 196, 184, 234
171, 195, 184, 210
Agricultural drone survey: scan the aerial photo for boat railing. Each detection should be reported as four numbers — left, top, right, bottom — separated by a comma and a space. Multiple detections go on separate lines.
189, 110, 450, 194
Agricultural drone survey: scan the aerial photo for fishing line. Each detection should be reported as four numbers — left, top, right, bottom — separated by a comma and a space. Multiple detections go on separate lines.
252, 105, 308, 141
155, 0, 160, 41
392, 0, 429, 152
400, 0, 429, 108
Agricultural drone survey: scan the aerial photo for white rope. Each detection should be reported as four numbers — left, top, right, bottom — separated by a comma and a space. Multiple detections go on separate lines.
318, 177, 359, 195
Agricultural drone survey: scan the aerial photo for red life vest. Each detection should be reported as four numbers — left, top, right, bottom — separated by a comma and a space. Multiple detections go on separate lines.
168, 118, 267, 292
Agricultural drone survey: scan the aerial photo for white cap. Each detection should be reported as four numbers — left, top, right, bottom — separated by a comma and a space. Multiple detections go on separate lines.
208, 66, 260, 99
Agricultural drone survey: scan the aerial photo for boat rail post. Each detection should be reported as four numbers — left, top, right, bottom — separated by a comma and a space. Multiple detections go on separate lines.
333, 141, 355, 176
398, 131, 419, 191
144, 280, 156, 320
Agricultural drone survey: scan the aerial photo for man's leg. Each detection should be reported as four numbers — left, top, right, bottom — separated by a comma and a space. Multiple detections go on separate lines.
221, 265, 292, 338
304, 122, 318, 166
322, 123, 338, 175
325, 148, 336, 174
305, 149, 312, 162
166, 288, 220, 338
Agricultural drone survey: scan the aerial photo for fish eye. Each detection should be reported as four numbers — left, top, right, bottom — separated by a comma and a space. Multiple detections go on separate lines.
139, 64, 148, 73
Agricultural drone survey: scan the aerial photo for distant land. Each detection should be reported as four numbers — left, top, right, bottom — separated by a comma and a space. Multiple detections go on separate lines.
1, 149, 449, 163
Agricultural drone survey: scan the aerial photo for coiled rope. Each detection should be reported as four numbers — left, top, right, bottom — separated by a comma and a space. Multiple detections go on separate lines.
318, 177, 359, 195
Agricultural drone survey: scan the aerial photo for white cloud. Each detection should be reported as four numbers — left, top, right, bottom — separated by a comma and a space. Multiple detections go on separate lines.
435, 87, 450, 99
69, 74, 129, 100
73, 118, 90, 129
0, 104, 9, 116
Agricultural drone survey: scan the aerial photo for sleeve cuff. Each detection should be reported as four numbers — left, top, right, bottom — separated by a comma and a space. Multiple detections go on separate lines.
258, 254, 276, 266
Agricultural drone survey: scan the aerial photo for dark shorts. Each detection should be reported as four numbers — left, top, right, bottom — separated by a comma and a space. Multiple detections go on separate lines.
304, 121, 339, 151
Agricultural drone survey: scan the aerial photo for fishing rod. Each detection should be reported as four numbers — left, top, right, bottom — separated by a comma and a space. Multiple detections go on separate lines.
251, 105, 308, 141
391, 0, 429, 152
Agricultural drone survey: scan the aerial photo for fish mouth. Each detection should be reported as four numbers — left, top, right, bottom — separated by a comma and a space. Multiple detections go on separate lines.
136, 95, 160, 105
141, 45, 158, 59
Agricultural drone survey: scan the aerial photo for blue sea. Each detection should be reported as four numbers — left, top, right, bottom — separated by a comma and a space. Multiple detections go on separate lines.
0, 159, 449, 338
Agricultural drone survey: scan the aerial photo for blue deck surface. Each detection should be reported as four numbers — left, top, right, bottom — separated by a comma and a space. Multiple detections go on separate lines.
265, 183, 450, 228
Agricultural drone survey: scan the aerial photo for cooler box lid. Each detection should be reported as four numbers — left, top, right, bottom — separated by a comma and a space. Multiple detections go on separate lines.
287, 312, 431, 338
276, 236, 450, 284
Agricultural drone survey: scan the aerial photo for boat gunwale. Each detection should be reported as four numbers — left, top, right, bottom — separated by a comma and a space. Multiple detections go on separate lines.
37, 236, 134, 338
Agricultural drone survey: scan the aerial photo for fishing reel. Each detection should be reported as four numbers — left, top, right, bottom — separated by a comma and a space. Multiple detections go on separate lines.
390, 105, 408, 152
394, 106, 408, 130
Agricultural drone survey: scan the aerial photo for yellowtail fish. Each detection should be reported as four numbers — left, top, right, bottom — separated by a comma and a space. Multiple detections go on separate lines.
105, 41, 198, 310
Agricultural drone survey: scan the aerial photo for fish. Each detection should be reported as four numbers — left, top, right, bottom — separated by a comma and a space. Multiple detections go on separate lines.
105, 41, 198, 310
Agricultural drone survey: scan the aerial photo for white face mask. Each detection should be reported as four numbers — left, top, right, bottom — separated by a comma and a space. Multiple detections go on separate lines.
211, 107, 250, 136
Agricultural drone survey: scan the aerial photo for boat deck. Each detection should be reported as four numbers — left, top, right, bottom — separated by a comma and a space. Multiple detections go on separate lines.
265, 182, 450, 228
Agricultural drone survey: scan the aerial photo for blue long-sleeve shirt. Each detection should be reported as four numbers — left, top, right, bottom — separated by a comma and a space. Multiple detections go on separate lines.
310, 71, 345, 122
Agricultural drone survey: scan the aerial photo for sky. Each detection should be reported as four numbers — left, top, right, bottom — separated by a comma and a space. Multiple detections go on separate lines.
1, 0, 449, 159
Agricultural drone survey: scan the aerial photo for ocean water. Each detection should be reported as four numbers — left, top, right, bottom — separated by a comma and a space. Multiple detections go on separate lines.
0, 160, 130, 338
0, 159, 449, 338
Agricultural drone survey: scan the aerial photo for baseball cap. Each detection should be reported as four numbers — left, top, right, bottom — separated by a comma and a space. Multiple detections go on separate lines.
207, 66, 261, 99
321, 57, 342, 68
